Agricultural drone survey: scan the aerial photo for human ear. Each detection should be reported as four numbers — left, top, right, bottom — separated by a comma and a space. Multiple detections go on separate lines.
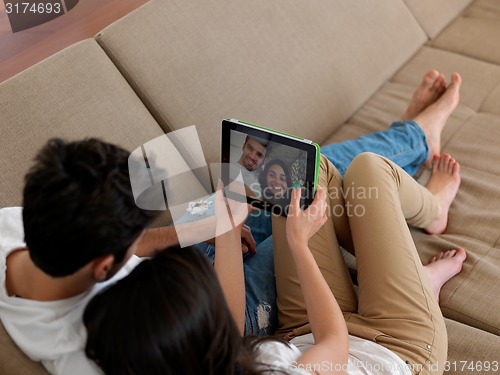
92, 255, 115, 282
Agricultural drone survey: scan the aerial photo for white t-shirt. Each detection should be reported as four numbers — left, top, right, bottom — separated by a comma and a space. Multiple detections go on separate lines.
0, 207, 141, 375
238, 164, 263, 197
257, 334, 412, 375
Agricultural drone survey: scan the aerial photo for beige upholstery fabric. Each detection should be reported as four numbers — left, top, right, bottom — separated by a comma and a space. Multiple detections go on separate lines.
95, 0, 427, 163
431, 0, 500, 65
445, 318, 500, 375
403, 0, 473, 38
0, 39, 209, 219
0, 39, 166, 208
323, 46, 500, 336
0, 321, 49, 375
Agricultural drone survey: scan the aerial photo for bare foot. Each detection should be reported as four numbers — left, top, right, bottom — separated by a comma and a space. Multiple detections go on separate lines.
424, 154, 461, 234
402, 70, 447, 120
424, 248, 466, 304
413, 73, 462, 167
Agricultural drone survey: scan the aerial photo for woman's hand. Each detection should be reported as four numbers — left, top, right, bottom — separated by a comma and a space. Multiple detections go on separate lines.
286, 185, 328, 249
214, 179, 253, 237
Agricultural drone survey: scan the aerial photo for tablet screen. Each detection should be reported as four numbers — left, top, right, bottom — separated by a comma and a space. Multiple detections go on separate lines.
221, 119, 318, 216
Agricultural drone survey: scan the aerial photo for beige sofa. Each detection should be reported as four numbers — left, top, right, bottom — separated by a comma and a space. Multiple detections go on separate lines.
1, 0, 500, 374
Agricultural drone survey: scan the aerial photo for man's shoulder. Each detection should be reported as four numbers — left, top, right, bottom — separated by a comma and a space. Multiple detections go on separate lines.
0, 283, 104, 373
0, 206, 23, 218
0, 207, 25, 253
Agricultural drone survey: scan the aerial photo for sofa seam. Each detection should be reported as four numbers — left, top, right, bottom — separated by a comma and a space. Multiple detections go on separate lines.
425, 43, 500, 72
441, 307, 499, 333
94, 36, 174, 134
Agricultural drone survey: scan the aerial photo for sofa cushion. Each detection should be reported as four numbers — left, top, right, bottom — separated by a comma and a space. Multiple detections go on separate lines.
0, 39, 167, 208
402, 0, 473, 38
95, 0, 427, 163
445, 318, 500, 375
431, 0, 500, 65
323, 46, 500, 336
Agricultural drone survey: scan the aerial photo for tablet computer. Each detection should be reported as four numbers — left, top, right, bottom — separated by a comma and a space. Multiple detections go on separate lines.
221, 118, 320, 216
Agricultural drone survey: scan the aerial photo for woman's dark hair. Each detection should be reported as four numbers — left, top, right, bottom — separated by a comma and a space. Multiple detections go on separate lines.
258, 159, 293, 200
22, 138, 158, 277
84, 246, 275, 375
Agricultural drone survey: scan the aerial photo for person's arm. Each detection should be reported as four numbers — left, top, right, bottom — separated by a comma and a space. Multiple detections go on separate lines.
135, 219, 216, 257
135, 220, 255, 258
205, 224, 256, 255
286, 186, 349, 374
135, 226, 179, 257
213, 181, 250, 335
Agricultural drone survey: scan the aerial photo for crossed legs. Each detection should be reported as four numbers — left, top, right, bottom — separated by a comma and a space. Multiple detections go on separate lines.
273, 154, 465, 374
321, 70, 462, 177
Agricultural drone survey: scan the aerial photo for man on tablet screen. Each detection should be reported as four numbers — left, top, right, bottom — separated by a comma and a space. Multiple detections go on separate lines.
236, 135, 270, 197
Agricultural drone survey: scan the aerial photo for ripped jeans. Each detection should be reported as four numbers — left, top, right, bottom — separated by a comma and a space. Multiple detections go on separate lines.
195, 210, 277, 336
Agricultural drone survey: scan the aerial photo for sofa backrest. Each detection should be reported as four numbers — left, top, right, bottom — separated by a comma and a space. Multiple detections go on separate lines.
430, 0, 500, 65
0, 38, 211, 215
0, 39, 166, 207
95, 0, 428, 163
403, 0, 474, 38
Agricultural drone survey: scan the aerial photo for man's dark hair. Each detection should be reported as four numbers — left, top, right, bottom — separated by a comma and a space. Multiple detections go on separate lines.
22, 138, 158, 277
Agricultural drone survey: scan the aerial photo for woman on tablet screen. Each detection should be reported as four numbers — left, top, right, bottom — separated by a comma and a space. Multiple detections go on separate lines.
259, 159, 292, 202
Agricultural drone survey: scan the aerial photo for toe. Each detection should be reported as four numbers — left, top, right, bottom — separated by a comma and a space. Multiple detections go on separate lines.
432, 155, 440, 171
426, 70, 440, 83
446, 158, 455, 174
456, 248, 467, 260
434, 73, 445, 89
443, 154, 453, 170
438, 155, 446, 170
451, 72, 462, 86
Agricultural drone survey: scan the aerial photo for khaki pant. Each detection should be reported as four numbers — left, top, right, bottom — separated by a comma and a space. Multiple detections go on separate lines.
273, 153, 447, 375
